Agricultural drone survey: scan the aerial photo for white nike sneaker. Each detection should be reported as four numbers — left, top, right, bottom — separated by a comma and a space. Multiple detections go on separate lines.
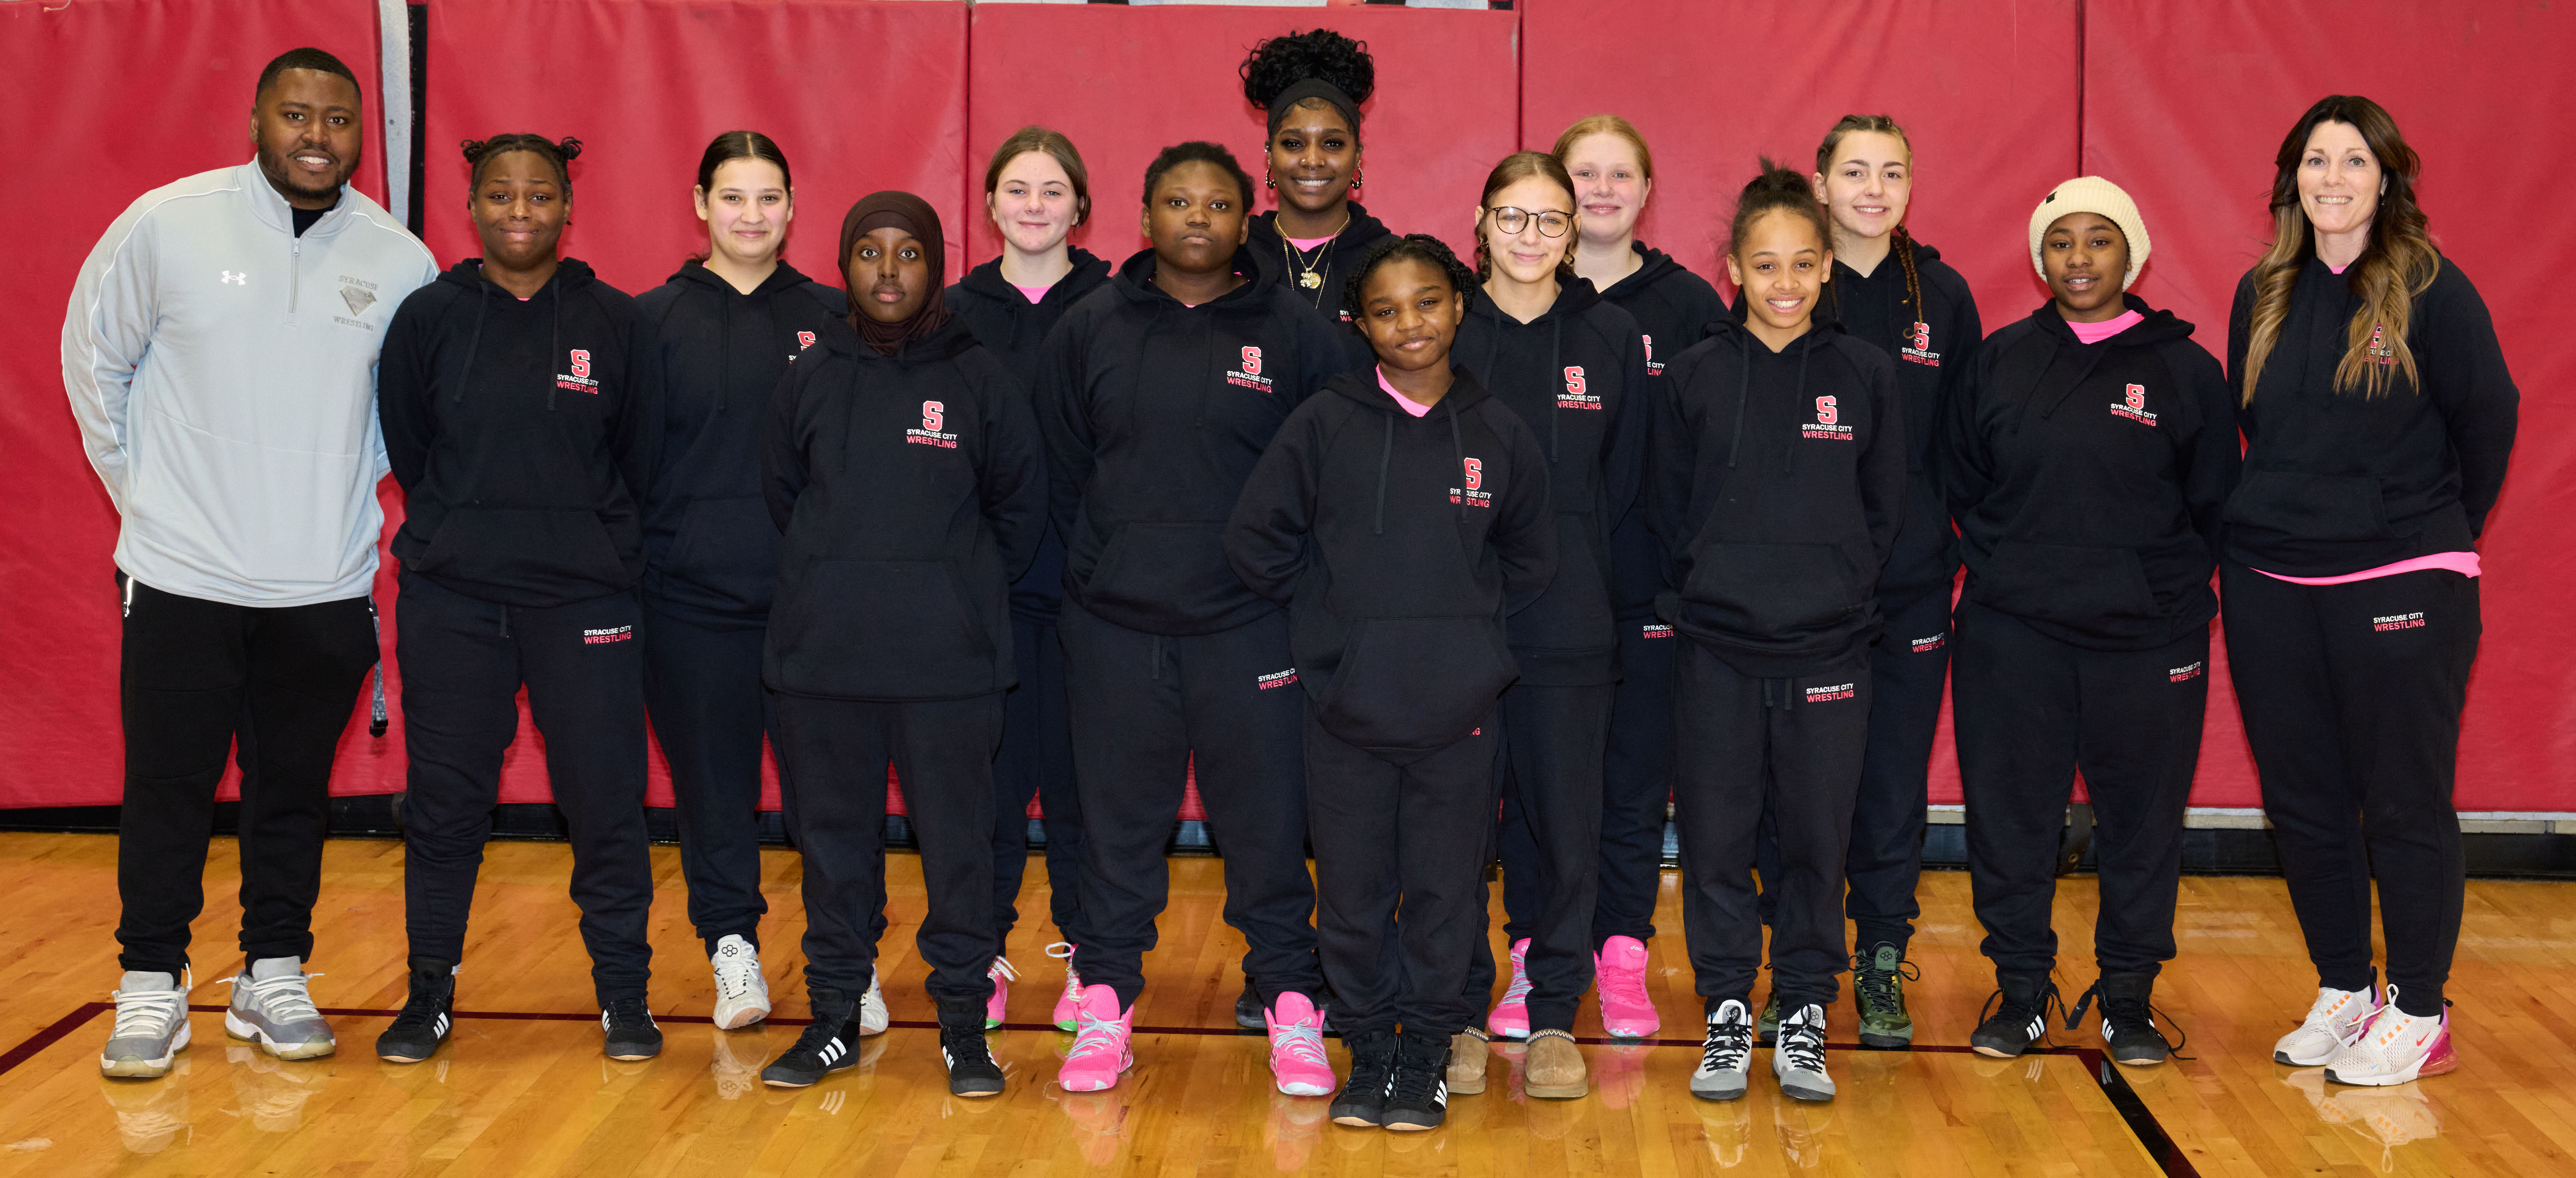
2275, 983, 2380, 1066
857, 973, 889, 1037
709, 935, 771, 1030
2324, 986, 2456, 1087
102, 969, 192, 1078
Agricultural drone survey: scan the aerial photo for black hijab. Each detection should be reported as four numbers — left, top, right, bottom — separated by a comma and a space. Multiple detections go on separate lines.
839, 190, 951, 356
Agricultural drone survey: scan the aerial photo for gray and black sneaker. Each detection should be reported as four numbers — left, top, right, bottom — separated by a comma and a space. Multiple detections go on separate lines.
601, 998, 662, 1061
1771, 1002, 1835, 1102
375, 962, 455, 1064
101, 969, 192, 1079
760, 989, 865, 1088
1328, 1029, 1398, 1128
1379, 1029, 1451, 1132
2070, 973, 2183, 1067
1690, 999, 1755, 1101
938, 998, 1005, 1097
1970, 973, 2060, 1059
223, 957, 334, 1061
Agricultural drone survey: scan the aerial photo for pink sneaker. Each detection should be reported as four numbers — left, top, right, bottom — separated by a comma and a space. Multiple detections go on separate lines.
1057, 983, 1134, 1092
1593, 935, 1661, 1038
1488, 939, 1534, 1040
985, 957, 1018, 1029
1263, 992, 1335, 1096
1046, 942, 1082, 1032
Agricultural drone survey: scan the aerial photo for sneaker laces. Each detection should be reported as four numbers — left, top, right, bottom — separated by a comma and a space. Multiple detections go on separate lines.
989, 956, 1021, 984
1271, 1017, 1328, 1070
1775, 1009, 1827, 1074
711, 944, 760, 1001
1388, 1044, 1445, 1106
603, 997, 657, 1032
1848, 950, 1919, 1010
218, 971, 324, 1024
1700, 1009, 1754, 1073
111, 971, 190, 1039
1500, 949, 1535, 1007
1068, 1006, 1127, 1060
940, 1020, 996, 1066
2068, 980, 2192, 1060
1045, 942, 1083, 990
1596, 954, 1654, 1010
1976, 984, 2063, 1047
786, 1012, 849, 1060
2296, 986, 2373, 1034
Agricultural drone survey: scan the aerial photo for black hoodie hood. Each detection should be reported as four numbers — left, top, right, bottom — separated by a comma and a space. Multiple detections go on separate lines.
379, 257, 663, 608
1941, 294, 2239, 650
634, 258, 847, 624
1452, 276, 1648, 685
1226, 366, 1558, 762
1247, 200, 1395, 327
1035, 242, 1353, 635
1646, 315, 1909, 675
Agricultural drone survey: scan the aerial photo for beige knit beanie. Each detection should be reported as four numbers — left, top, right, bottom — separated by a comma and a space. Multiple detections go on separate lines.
2029, 176, 2150, 290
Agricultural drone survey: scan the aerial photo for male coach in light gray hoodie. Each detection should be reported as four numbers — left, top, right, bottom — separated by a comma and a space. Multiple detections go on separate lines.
62, 48, 438, 1080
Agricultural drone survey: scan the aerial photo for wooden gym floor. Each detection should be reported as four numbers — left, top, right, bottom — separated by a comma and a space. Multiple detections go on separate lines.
0, 833, 2568, 1176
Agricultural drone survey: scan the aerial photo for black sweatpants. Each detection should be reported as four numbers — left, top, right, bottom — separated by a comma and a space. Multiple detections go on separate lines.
640, 599, 779, 954
772, 692, 1002, 1005
2222, 563, 2477, 1018
114, 576, 378, 976
1059, 599, 1320, 1010
1673, 643, 1870, 1012
1594, 619, 1679, 947
396, 572, 654, 1004
1309, 709, 1500, 1037
1752, 584, 1949, 952
1953, 602, 2205, 980
991, 615, 1085, 946
1477, 682, 1614, 1032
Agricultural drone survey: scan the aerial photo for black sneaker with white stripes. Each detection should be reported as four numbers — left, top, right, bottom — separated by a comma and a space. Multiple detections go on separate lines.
762, 988, 865, 1088
376, 960, 456, 1064
601, 998, 662, 1061
1378, 1029, 1451, 1131
2069, 972, 2183, 1067
938, 998, 1005, 1097
1328, 1030, 1397, 1127
1970, 973, 2060, 1059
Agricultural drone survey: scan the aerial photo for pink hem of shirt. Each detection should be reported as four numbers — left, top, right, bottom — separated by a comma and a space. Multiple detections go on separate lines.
1013, 282, 1053, 304
2068, 310, 2143, 345
1286, 235, 1336, 251
1376, 367, 1433, 417
2255, 552, 2480, 585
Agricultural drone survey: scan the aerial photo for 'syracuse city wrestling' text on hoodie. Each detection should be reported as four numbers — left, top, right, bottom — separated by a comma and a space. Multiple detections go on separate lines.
1942, 297, 2239, 650
636, 259, 847, 626
2223, 254, 2518, 576
1454, 276, 1647, 684
1038, 247, 1350, 637
1225, 369, 1557, 762
379, 258, 662, 608
762, 315, 1045, 701
1649, 316, 1907, 676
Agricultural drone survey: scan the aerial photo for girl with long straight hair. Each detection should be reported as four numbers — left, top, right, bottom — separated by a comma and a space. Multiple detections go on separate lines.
1239, 29, 1394, 329
2223, 96, 2517, 1087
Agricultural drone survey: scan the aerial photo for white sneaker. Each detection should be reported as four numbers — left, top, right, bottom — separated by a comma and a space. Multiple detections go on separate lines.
709, 935, 771, 1030
1770, 1002, 1835, 1102
220, 957, 334, 1060
2275, 983, 2380, 1066
857, 974, 889, 1037
102, 969, 193, 1078
1690, 999, 1755, 1101
2324, 986, 2456, 1087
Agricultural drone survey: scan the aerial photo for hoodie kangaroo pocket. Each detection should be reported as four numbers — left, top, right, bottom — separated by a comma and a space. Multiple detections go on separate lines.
662, 496, 781, 612
1080, 521, 1242, 619
418, 507, 625, 595
1682, 542, 1864, 637
772, 560, 991, 697
1972, 541, 2162, 627
2223, 471, 2392, 541
1315, 617, 1517, 754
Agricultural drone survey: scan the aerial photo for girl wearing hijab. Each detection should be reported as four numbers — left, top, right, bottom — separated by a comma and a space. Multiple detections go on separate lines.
946, 126, 1114, 1032
753, 192, 1045, 1097
1239, 29, 1395, 330
373, 135, 665, 1065
635, 130, 855, 1035
1040, 143, 1347, 1096
1943, 178, 2235, 1067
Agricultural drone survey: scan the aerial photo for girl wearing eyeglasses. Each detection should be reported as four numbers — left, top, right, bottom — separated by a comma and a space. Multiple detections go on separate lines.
1454, 150, 1647, 1101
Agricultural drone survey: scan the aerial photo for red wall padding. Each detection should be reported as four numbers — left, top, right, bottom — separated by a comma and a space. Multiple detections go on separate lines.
2083, 0, 2576, 811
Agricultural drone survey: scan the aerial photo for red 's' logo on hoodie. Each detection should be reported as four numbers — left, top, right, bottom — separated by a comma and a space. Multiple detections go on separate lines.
1802, 395, 1852, 440
1450, 457, 1492, 507
1558, 366, 1601, 410
556, 348, 600, 393
906, 400, 957, 448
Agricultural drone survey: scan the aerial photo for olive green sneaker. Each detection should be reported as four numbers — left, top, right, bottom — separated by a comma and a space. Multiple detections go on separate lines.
1756, 994, 1779, 1046
1851, 943, 1919, 1048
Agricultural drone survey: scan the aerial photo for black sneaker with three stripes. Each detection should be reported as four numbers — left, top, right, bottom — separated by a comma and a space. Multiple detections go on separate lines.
1378, 1029, 1452, 1131
2069, 972, 2184, 1067
376, 960, 456, 1064
601, 997, 662, 1061
1970, 973, 2061, 1059
762, 988, 866, 1088
938, 998, 1005, 1097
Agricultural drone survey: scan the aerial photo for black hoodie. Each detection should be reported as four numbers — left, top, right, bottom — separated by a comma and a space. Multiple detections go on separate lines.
381, 257, 662, 608
1453, 278, 1647, 685
1246, 201, 1395, 330
949, 247, 1114, 627
1037, 246, 1350, 636
1743, 239, 1984, 599
1942, 296, 2238, 650
1649, 317, 1907, 676
1598, 244, 1727, 624
2223, 255, 2518, 576
635, 259, 847, 626
1225, 368, 1556, 763
761, 315, 1045, 701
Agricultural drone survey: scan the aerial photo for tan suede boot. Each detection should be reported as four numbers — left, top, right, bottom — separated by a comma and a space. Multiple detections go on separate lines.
1446, 1029, 1488, 1095
1523, 1029, 1589, 1098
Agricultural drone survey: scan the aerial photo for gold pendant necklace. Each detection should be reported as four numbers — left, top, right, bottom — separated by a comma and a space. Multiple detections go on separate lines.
1281, 212, 1351, 301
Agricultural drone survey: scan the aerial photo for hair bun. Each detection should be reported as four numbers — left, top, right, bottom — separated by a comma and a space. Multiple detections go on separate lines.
555, 137, 585, 163
1239, 28, 1376, 109
459, 138, 489, 164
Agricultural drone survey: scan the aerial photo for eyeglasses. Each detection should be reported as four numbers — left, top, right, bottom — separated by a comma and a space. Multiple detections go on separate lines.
1485, 206, 1573, 238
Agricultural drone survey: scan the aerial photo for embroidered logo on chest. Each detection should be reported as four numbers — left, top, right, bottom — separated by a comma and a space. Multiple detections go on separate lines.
1900, 321, 1941, 367
1557, 366, 1602, 410
2373, 612, 2426, 632
2366, 323, 2398, 364
906, 400, 958, 448
1643, 335, 1664, 376
1449, 456, 1493, 508
2109, 382, 2158, 426
1805, 682, 1857, 703
1226, 345, 1274, 391
1801, 395, 1853, 440
556, 348, 601, 394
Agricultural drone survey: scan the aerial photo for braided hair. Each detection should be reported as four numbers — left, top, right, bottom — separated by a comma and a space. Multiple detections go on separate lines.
1813, 114, 1922, 323
1240, 29, 1377, 139
1343, 234, 1477, 323
463, 134, 585, 195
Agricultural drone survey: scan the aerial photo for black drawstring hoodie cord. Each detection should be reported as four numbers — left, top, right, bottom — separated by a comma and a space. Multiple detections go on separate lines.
1785, 337, 1812, 474
1446, 395, 1466, 529
1547, 317, 1563, 464
715, 288, 733, 414
545, 282, 562, 411
1373, 411, 1394, 536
